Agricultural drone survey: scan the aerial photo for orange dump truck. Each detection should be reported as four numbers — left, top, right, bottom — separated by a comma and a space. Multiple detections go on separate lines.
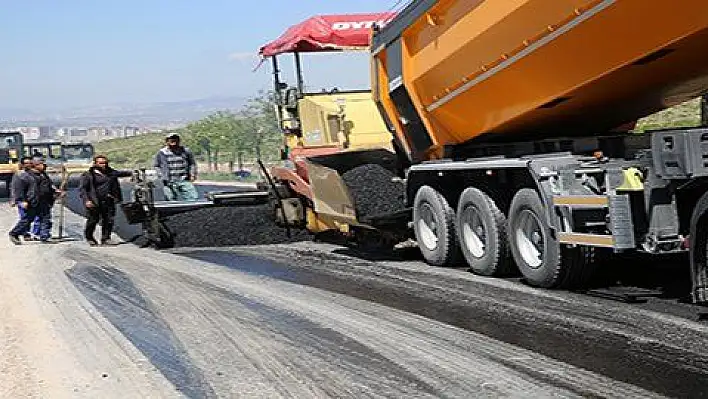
363, 0, 708, 300
373, 0, 708, 158
265, 2, 708, 303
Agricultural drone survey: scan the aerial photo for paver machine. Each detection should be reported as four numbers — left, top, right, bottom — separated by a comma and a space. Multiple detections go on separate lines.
0, 131, 23, 197
120, 168, 271, 248
256, 12, 410, 245
61, 142, 94, 167
23, 140, 65, 182
23, 141, 93, 187
59, 142, 95, 188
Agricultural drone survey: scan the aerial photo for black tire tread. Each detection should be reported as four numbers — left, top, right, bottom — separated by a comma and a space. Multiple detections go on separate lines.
690, 192, 708, 303
508, 188, 596, 289
483, 194, 515, 276
457, 187, 514, 276
414, 186, 461, 267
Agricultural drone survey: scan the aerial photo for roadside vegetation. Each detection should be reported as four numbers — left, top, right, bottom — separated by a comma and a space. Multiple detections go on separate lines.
635, 97, 702, 132
97, 92, 703, 178
96, 91, 282, 179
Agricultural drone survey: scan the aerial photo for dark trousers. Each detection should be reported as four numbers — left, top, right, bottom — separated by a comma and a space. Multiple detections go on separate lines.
11, 202, 52, 240
85, 199, 116, 242
16, 201, 40, 236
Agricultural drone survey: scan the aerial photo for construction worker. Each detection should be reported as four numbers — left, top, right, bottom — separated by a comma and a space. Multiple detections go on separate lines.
32, 157, 62, 243
153, 133, 198, 201
79, 155, 132, 246
9, 157, 62, 244
10, 156, 40, 241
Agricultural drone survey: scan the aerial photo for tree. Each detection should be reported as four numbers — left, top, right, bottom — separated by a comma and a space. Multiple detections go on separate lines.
132, 90, 284, 173
238, 90, 282, 161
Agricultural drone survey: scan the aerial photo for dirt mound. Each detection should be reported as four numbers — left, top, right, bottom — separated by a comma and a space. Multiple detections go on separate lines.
341, 164, 406, 218
163, 204, 310, 248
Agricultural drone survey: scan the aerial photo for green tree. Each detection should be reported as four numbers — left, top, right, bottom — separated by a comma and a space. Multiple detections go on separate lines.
96, 90, 284, 172
238, 90, 282, 161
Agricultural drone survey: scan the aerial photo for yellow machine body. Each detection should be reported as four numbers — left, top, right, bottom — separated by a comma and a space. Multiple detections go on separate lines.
284, 91, 393, 152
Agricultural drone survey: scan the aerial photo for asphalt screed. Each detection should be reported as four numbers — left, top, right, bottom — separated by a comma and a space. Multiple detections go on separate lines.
163, 204, 310, 248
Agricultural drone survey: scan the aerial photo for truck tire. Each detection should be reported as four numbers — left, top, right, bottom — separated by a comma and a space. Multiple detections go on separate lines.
413, 185, 461, 266
508, 188, 595, 288
456, 187, 514, 276
690, 191, 708, 303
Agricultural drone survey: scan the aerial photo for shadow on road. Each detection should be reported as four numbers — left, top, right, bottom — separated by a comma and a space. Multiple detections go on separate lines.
66, 263, 215, 398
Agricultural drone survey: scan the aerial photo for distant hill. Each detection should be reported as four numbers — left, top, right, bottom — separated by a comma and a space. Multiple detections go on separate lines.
0, 95, 248, 127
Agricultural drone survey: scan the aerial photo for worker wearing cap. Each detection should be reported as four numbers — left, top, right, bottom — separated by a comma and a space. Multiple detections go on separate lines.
153, 133, 198, 201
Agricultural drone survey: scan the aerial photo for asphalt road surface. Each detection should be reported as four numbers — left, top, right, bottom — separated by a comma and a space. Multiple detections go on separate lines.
2, 190, 708, 397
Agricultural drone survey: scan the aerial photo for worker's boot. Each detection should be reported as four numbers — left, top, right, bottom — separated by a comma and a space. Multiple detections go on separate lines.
8, 234, 21, 245
101, 238, 120, 246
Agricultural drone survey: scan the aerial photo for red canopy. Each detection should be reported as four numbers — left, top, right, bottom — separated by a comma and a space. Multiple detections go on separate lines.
259, 13, 397, 57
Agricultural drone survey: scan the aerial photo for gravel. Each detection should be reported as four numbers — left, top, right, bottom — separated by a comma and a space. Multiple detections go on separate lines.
341, 164, 406, 218
163, 204, 310, 248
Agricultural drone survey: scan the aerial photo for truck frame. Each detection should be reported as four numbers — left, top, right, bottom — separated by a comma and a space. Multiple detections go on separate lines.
403, 129, 708, 290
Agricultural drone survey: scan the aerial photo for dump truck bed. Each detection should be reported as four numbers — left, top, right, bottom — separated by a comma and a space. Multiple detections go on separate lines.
373, 0, 708, 156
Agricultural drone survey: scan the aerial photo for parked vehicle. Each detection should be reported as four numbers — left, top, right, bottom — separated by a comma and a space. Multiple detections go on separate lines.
0, 132, 23, 197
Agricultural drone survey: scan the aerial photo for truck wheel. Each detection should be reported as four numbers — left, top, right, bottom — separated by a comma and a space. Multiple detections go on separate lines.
413, 186, 460, 266
690, 192, 708, 303
456, 187, 514, 276
508, 188, 594, 288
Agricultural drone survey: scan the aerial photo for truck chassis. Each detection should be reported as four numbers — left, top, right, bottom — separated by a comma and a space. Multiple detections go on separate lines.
401, 128, 708, 301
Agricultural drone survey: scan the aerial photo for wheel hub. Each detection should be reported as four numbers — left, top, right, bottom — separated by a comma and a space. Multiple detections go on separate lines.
515, 210, 545, 269
418, 202, 439, 251
462, 205, 487, 258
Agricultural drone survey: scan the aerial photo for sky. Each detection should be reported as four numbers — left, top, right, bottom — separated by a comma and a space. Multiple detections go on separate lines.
0, 0, 406, 110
